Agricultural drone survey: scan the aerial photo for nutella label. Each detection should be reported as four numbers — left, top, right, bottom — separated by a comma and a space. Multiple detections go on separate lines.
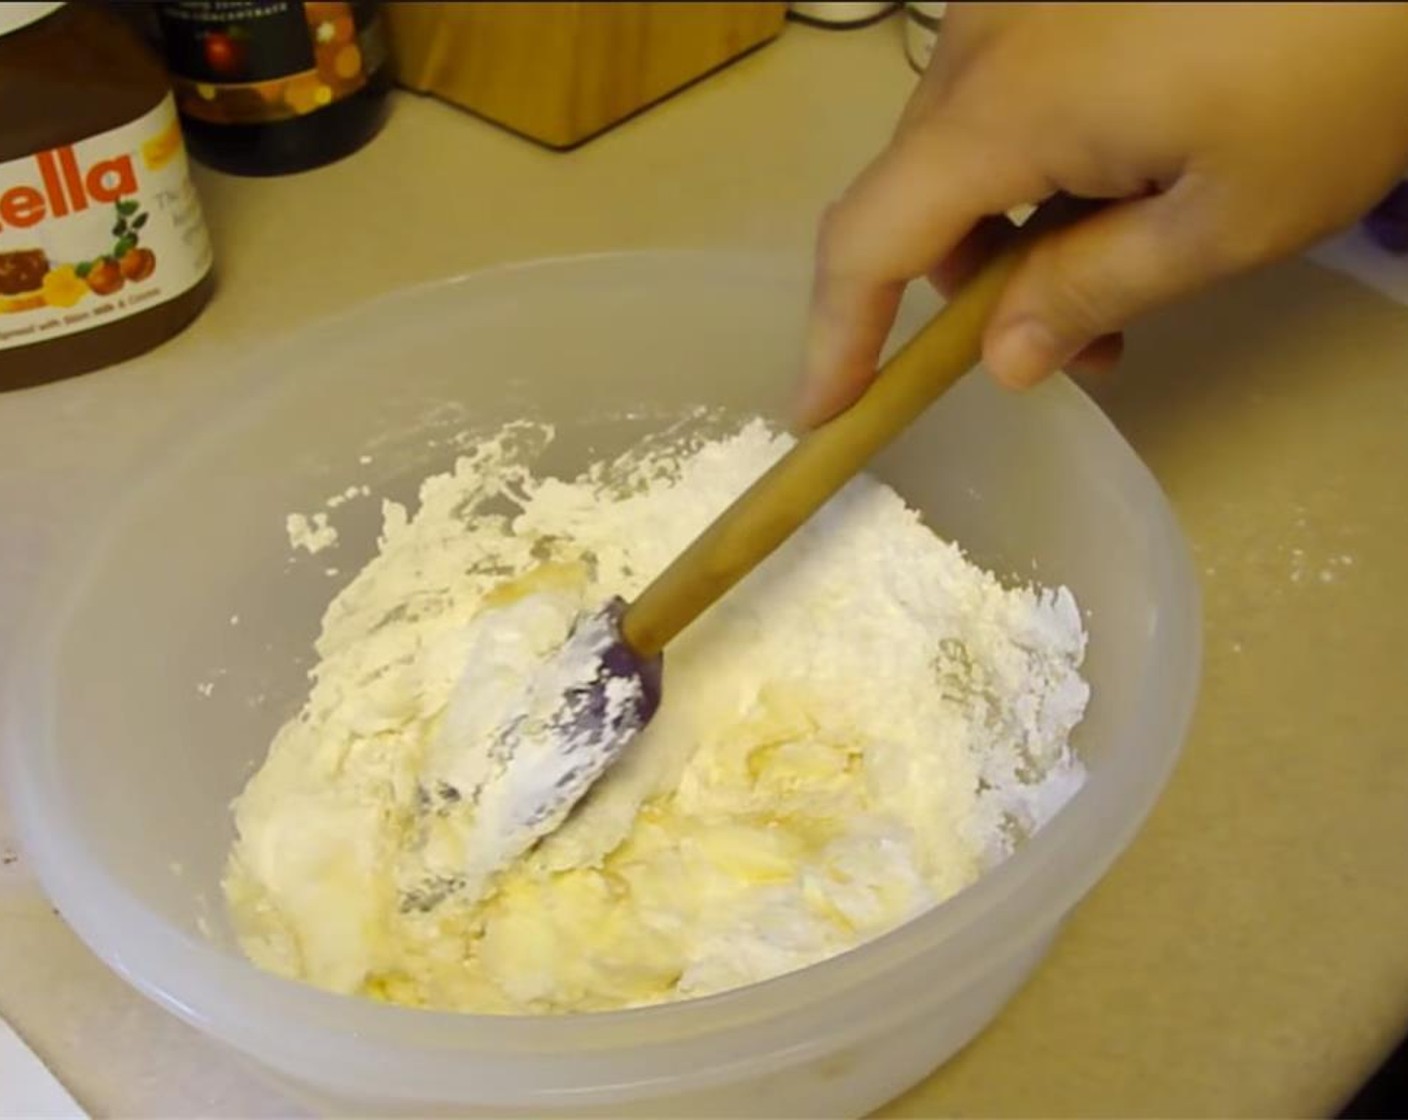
0, 95, 212, 353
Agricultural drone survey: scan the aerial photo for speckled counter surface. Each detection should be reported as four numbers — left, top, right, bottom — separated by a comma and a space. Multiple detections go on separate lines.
3, 17, 1407, 1118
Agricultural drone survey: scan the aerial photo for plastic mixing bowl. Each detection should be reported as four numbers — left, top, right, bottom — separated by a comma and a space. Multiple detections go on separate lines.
3, 252, 1200, 1117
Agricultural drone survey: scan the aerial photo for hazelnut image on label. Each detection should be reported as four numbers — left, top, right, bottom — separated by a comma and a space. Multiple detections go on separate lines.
85, 258, 125, 296
119, 248, 156, 282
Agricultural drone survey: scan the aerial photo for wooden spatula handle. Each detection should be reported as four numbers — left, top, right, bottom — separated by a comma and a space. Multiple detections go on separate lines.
620, 196, 1097, 659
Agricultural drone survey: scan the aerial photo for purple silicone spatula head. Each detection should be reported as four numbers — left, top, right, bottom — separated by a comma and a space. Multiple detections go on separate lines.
438, 598, 661, 896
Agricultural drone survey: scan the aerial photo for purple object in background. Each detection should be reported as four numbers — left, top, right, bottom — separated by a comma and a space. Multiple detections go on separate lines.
1364, 180, 1408, 254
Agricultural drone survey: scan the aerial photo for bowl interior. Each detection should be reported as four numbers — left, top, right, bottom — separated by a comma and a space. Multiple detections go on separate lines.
16, 251, 1197, 971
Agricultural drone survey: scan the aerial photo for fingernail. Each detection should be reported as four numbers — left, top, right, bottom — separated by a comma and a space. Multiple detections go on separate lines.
793, 371, 832, 432
986, 318, 1060, 389
795, 316, 837, 429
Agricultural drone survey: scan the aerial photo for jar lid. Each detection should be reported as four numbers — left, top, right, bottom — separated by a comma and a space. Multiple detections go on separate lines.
0, 3, 64, 39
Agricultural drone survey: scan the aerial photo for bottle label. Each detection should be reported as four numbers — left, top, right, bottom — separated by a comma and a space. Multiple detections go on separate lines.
0, 95, 213, 352
157, 1, 387, 125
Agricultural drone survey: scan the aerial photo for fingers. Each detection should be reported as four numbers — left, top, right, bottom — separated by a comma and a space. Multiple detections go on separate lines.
927, 214, 1017, 296
982, 185, 1224, 388
928, 213, 1125, 380
798, 121, 1040, 428
798, 267, 904, 430
1070, 331, 1124, 376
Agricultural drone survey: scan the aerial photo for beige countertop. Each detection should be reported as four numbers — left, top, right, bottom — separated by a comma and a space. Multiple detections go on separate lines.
3, 15, 1408, 1118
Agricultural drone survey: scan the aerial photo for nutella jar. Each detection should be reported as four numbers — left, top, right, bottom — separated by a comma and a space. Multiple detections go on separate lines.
0, 2, 214, 391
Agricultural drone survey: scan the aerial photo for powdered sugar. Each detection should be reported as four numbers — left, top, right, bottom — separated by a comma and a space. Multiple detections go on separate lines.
227, 416, 1089, 1012
284, 511, 337, 555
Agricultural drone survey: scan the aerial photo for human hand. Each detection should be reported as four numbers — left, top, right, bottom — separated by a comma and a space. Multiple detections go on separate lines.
798, 2, 1408, 426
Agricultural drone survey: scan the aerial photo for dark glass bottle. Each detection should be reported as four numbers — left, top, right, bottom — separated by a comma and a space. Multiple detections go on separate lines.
154, 1, 390, 177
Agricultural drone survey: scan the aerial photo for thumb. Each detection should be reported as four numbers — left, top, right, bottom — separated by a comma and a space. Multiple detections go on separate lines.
983, 187, 1232, 388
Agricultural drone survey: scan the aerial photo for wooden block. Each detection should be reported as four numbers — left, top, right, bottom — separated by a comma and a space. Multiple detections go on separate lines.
386, 2, 788, 149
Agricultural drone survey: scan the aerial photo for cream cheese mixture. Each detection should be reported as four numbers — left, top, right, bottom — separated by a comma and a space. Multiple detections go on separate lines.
227, 418, 1090, 1013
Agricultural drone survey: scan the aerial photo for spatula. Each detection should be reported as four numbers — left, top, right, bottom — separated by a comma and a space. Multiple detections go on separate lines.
441, 195, 1095, 893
